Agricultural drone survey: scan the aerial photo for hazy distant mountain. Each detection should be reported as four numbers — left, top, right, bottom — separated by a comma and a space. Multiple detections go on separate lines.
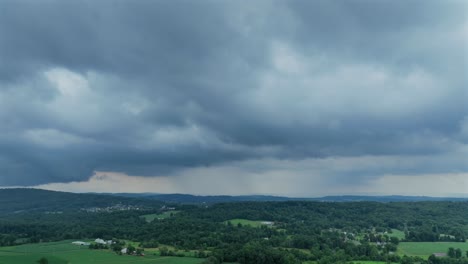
2, 189, 466, 215
108, 193, 468, 204
313, 195, 468, 202
0, 188, 162, 214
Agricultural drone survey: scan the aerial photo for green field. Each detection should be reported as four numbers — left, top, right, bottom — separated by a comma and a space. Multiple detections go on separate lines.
224, 219, 273, 228
397, 242, 468, 257
388, 229, 405, 240
350, 262, 397, 264
273, 261, 396, 264
0, 241, 203, 264
141, 211, 180, 222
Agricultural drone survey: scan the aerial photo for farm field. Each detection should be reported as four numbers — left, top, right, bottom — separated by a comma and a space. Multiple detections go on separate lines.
304, 261, 397, 264
3, 189, 468, 264
224, 219, 273, 228
397, 242, 468, 257
0, 241, 203, 264
351, 262, 398, 264
141, 211, 180, 222
353, 260, 394, 264
388, 229, 405, 240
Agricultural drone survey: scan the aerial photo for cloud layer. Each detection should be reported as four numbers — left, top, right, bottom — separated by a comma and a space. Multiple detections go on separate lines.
0, 0, 467, 195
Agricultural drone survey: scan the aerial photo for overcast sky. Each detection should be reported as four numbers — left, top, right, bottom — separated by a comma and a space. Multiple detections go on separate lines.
0, 0, 467, 196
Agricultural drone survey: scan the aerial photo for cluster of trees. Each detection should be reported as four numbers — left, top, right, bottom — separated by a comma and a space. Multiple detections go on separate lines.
428, 249, 468, 264
88, 243, 108, 250
406, 227, 466, 242
0, 210, 149, 243
0, 234, 17, 246
159, 246, 186, 257
139, 239, 159, 248
105, 242, 144, 256
37, 257, 48, 264
125, 245, 144, 256
184, 201, 468, 243
447, 248, 468, 259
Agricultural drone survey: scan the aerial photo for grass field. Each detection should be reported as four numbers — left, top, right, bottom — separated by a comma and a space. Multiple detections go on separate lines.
397, 242, 468, 257
388, 229, 405, 240
9, 239, 467, 264
303, 260, 396, 264
0, 240, 203, 264
224, 219, 272, 228
350, 262, 398, 264
141, 211, 180, 222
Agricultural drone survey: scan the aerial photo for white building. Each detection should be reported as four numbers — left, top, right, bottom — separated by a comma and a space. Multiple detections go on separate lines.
121, 248, 128, 254
72, 241, 90, 246
95, 238, 106, 244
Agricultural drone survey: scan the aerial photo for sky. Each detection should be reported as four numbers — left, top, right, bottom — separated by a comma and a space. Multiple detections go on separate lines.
0, 0, 467, 197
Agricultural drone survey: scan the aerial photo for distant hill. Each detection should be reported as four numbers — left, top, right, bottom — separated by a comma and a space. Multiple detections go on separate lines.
111, 193, 291, 203
0, 188, 162, 215
2, 189, 466, 214
109, 193, 468, 204
313, 195, 468, 202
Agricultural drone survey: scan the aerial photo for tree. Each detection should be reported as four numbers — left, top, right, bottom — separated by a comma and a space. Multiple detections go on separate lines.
136, 248, 144, 256
127, 244, 136, 255
389, 237, 399, 245
448, 247, 456, 258
428, 255, 439, 264
37, 257, 48, 264
455, 248, 462, 258
160, 246, 169, 256
202, 256, 220, 264
111, 244, 122, 254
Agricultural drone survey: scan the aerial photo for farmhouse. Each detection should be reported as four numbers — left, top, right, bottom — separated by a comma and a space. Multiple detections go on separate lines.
72, 241, 90, 246
121, 248, 128, 254
95, 238, 106, 244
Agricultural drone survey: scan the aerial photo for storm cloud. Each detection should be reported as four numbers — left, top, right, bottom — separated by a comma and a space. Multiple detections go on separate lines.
0, 0, 467, 195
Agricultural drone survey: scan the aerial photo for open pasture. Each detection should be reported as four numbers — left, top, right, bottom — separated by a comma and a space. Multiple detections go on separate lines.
303, 260, 396, 264
397, 242, 468, 257
351, 262, 398, 264
0, 241, 203, 264
388, 229, 405, 240
141, 211, 180, 222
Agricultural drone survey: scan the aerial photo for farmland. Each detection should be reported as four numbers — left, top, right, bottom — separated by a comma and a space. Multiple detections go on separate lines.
8, 239, 458, 264
0, 241, 203, 264
397, 242, 468, 258
388, 229, 405, 240
141, 211, 180, 222
353, 260, 393, 264
304, 261, 398, 264
2, 189, 468, 264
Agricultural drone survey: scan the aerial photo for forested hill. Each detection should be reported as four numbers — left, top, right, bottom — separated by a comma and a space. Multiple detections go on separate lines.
0, 188, 162, 214
2, 188, 467, 215
111, 193, 292, 203
109, 193, 468, 204
315, 195, 468, 202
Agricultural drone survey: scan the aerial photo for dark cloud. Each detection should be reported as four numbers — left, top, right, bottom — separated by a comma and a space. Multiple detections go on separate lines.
0, 0, 466, 189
